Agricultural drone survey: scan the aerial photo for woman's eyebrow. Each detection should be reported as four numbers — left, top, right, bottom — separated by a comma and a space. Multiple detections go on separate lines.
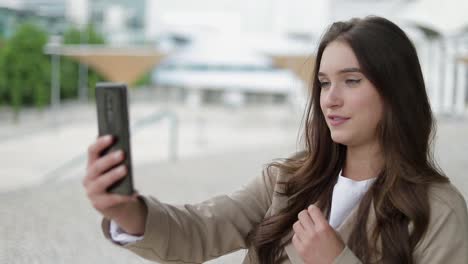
339, 67, 361, 74
318, 67, 362, 77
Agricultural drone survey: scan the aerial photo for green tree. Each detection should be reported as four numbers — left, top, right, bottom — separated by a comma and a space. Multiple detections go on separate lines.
0, 23, 50, 118
60, 24, 106, 100
0, 37, 7, 105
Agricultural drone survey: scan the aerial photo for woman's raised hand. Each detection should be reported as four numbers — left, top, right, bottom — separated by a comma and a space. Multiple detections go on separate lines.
83, 135, 139, 221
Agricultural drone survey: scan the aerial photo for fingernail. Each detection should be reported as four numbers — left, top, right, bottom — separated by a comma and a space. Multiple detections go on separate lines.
114, 151, 122, 159
118, 165, 126, 173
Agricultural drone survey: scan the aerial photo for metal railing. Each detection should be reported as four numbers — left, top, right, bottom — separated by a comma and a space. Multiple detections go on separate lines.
41, 109, 179, 184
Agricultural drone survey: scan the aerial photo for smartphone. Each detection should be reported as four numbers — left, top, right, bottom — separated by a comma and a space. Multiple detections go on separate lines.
95, 82, 134, 195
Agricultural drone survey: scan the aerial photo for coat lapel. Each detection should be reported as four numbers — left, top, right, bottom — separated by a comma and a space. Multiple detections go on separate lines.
336, 199, 377, 243
336, 199, 382, 262
335, 199, 361, 241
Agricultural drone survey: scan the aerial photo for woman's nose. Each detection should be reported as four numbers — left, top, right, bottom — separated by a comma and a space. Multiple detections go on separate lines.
324, 86, 343, 108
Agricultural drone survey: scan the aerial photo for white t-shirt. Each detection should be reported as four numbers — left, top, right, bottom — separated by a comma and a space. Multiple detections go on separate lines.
110, 170, 377, 244
329, 171, 377, 228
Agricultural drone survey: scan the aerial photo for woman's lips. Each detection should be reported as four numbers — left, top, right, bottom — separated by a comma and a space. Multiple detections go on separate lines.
328, 116, 350, 126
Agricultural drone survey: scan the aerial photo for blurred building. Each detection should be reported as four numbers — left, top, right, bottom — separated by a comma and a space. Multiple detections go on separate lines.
89, 0, 468, 113
152, 36, 305, 108
0, 0, 67, 38
145, 0, 324, 41
66, 0, 146, 44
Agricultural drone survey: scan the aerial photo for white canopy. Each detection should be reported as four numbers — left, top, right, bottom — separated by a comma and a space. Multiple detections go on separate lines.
153, 69, 302, 93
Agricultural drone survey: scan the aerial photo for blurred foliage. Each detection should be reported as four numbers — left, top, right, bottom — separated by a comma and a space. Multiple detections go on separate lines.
134, 72, 152, 86
61, 24, 106, 100
0, 23, 107, 118
0, 23, 50, 117
0, 37, 6, 105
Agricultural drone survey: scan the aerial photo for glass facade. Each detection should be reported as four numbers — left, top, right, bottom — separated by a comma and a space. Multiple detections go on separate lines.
0, 3, 68, 39
89, 0, 146, 44
0, 0, 147, 43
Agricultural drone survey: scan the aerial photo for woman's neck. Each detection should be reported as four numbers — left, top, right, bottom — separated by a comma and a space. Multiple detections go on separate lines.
343, 142, 383, 181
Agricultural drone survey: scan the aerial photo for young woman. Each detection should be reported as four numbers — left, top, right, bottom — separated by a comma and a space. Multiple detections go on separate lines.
83, 16, 468, 263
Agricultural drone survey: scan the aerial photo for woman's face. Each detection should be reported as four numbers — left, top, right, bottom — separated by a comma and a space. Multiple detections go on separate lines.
319, 41, 384, 148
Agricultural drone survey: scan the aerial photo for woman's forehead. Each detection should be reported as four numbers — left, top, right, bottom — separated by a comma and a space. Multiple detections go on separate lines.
319, 41, 360, 76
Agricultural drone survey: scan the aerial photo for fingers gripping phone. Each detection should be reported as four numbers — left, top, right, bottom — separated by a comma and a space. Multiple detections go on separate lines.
95, 82, 134, 195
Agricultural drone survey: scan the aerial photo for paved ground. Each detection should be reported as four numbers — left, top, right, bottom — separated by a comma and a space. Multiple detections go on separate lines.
1, 144, 297, 264
0, 89, 467, 263
432, 115, 468, 196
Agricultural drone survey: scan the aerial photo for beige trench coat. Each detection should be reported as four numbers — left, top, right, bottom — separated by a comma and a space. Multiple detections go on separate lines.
101, 166, 468, 263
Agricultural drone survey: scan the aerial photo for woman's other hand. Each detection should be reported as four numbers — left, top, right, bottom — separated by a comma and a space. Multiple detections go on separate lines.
292, 205, 345, 264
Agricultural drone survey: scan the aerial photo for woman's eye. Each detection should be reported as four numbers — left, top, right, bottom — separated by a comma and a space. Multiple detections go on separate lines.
345, 79, 361, 86
319, 81, 330, 88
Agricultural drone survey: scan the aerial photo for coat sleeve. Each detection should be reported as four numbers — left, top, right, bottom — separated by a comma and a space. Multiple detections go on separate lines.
334, 183, 468, 264
101, 166, 279, 264
413, 194, 468, 263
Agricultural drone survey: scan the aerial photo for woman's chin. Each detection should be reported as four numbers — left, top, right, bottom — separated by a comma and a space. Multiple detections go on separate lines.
330, 133, 350, 145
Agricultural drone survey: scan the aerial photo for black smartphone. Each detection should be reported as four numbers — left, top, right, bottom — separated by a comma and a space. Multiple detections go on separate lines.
95, 82, 134, 195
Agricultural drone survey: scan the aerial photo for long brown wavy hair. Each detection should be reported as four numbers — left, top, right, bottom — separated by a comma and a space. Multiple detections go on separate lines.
248, 16, 449, 263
